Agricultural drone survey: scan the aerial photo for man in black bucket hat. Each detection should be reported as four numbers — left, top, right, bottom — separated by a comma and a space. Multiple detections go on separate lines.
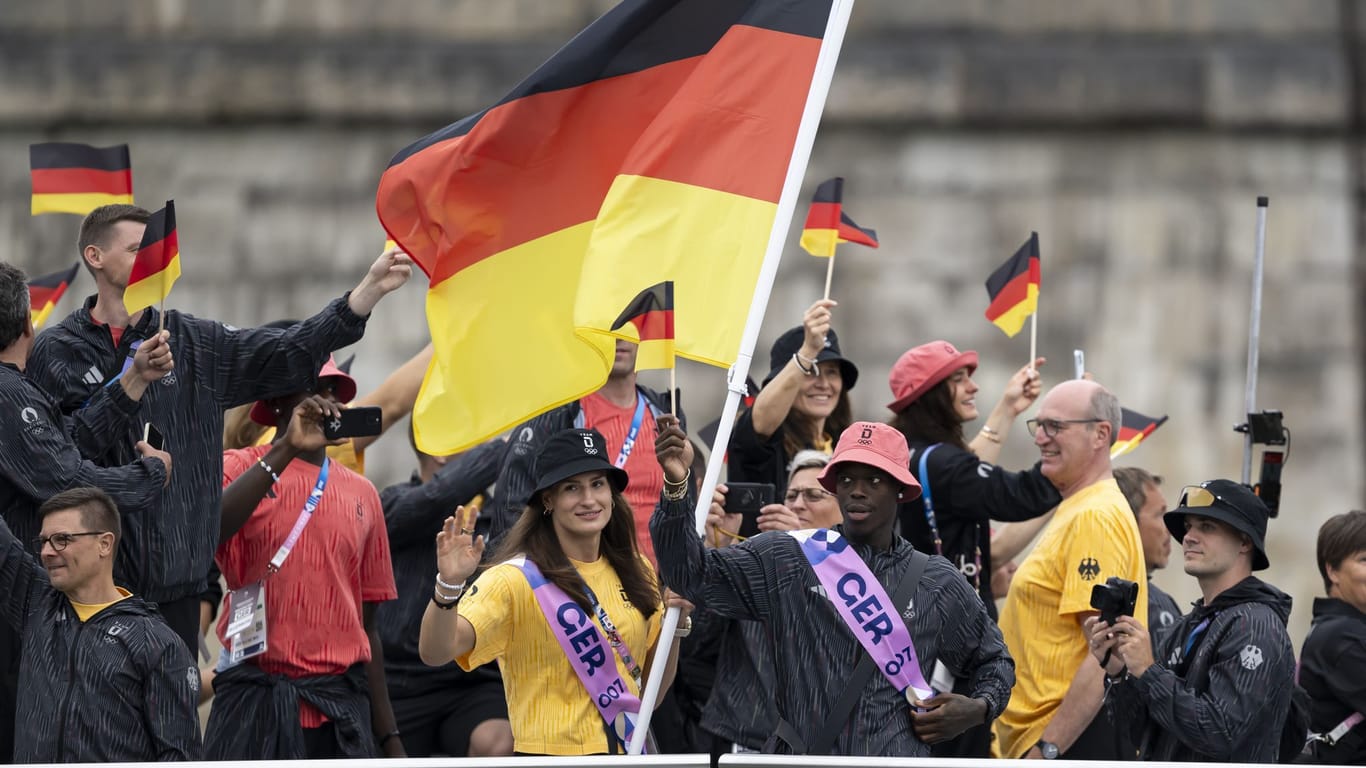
1085, 479, 1296, 761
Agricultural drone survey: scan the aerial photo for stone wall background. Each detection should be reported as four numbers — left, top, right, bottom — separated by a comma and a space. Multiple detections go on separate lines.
2, 0, 1361, 646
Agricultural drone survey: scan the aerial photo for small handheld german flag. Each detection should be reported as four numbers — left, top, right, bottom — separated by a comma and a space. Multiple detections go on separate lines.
28, 262, 80, 330
1111, 409, 1169, 460
123, 201, 182, 317
799, 177, 878, 257
984, 232, 1041, 338
611, 281, 675, 372
30, 143, 134, 216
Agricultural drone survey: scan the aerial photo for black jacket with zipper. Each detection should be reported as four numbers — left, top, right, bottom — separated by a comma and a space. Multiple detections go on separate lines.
1299, 597, 1366, 764
1109, 576, 1295, 762
27, 294, 367, 603
0, 515, 201, 762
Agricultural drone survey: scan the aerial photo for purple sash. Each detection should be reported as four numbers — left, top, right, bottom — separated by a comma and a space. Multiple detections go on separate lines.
512, 557, 644, 752
786, 529, 935, 701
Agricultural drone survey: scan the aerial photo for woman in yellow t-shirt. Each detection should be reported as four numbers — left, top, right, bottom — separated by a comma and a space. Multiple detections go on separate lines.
418, 427, 690, 756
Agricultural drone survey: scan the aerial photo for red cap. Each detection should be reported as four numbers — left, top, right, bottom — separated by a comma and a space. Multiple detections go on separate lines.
817, 422, 922, 500
249, 355, 358, 426
886, 341, 979, 413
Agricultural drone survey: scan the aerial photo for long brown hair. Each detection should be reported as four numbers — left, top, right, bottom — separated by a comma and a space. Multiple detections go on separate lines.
889, 378, 967, 450
490, 488, 659, 620
780, 391, 852, 461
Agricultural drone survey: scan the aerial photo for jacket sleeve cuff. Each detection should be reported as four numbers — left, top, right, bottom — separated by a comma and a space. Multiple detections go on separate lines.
336, 291, 372, 325
105, 380, 140, 415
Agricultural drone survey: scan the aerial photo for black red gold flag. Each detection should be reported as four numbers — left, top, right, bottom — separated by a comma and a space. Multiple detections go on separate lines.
611, 281, 675, 371
799, 177, 878, 257
1111, 408, 1169, 459
30, 143, 133, 215
28, 263, 80, 329
984, 231, 1041, 337
377, 0, 836, 453
123, 201, 181, 315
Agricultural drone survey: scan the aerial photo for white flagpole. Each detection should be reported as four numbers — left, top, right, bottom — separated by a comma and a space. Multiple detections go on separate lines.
628, 0, 858, 753
1028, 311, 1037, 372
823, 249, 837, 299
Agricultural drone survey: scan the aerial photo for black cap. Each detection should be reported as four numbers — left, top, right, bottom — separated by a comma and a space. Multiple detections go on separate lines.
763, 325, 859, 390
1164, 479, 1271, 570
531, 428, 629, 503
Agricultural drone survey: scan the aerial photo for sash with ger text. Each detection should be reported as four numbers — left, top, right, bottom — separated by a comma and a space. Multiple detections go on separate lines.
512, 557, 645, 753
786, 528, 935, 702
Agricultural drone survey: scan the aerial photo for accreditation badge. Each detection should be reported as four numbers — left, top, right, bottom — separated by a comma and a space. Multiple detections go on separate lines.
221, 580, 268, 669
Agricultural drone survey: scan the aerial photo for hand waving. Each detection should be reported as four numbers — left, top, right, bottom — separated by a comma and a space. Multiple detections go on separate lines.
436, 505, 484, 585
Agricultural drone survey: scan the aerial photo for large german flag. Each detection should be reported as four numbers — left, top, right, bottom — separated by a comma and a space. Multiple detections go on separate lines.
30, 143, 133, 216
29, 263, 80, 330
799, 177, 878, 257
123, 201, 181, 315
984, 231, 1041, 337
611, 281, 675, 372
1110, 408, 1168, 460
378, 0, 836, 453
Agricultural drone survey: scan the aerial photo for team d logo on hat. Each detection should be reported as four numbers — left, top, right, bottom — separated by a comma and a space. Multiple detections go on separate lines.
531, 428, 629, 502
817, 421, 922, 500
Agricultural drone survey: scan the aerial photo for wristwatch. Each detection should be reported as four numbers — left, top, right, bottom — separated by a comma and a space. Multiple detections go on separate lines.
1035, 739, 1060, 759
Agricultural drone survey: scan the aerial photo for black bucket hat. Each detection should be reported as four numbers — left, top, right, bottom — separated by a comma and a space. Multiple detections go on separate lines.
1163, 479, 1271, 570
531, 428, 629, 504
763, 325, 859, 390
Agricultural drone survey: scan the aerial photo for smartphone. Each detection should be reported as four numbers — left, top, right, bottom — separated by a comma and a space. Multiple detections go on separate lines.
1073, 349, 1086, 380
142, 422, 165, 451
726, 482, 775, 538
323, 406, 382, 440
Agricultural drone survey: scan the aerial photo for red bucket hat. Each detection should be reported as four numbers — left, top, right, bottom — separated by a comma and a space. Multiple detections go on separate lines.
886, 341, 979, 413
249, 355, 358, 426
817, 422, 922, 500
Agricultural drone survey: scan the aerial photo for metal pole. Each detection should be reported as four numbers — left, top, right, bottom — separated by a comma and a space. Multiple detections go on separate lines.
627, 0, 859, 753
1242, 196, 1268, 484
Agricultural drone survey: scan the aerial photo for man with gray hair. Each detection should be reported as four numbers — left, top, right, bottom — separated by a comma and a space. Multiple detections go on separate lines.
1114, 467, 1183, 632
995, 380, 1148, 760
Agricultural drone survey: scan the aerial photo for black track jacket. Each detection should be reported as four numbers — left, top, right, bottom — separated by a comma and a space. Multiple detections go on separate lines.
27, 295, 367, 602
0, 516, 201, 762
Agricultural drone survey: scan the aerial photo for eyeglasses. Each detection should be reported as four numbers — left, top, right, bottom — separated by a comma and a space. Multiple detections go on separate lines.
31, 531, 107, 554
1025, 418, 1103, 438
784, 487, 834, 504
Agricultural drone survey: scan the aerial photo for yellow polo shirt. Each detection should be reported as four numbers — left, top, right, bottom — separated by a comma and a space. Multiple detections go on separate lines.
995, 478, 1148, 758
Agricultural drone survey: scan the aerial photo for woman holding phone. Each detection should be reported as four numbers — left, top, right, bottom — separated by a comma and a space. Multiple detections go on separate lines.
417, 427, 690, 756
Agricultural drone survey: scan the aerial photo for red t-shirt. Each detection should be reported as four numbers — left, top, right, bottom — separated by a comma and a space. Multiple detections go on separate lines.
218, 445, 397, 726
579, 391, 664, 564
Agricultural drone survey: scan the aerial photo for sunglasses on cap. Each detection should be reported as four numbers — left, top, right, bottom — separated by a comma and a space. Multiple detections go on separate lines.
1176, 485, 1223, 509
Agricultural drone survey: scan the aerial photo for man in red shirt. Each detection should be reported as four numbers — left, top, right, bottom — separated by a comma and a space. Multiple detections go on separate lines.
490, 340, 682, 563
206, 358, 401, 759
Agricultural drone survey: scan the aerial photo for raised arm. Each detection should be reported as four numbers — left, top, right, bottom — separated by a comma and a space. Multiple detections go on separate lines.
749, 300, 834, 438
966, 357, 1044, 462
350, 342, 433, 453
418, 507, 484, 665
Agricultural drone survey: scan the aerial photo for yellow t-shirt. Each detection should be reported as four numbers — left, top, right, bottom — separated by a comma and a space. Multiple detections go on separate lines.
994, 477, 1148, 758
456, 555, 663, 755
253, 426, 364, 475
69, 586, 132, 622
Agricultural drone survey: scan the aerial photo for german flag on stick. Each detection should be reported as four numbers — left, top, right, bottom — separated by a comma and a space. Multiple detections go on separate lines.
985, 231, 1041, 339
28, 263, 80, 330
800, 177, 878, 256
378, 0, 839, 454
30, 143, 133, 216
1111, 408, 1169, 460
611, 280, 677, 413
799, 177, 877, 299
123, 201, 181, 326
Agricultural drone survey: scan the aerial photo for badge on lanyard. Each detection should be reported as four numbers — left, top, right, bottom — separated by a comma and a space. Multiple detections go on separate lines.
220, 580, 268, 669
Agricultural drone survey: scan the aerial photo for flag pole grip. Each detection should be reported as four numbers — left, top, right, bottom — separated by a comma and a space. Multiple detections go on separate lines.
823, 251, 836, 300
627, 0, 858, 753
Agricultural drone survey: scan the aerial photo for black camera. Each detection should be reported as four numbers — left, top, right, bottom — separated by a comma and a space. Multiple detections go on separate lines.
1089, 577, 1139, 625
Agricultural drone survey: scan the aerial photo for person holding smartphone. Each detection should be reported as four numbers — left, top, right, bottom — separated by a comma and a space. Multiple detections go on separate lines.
207, 360, 402, 759
697, 450, 844, 757
418, 428, 691, 756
